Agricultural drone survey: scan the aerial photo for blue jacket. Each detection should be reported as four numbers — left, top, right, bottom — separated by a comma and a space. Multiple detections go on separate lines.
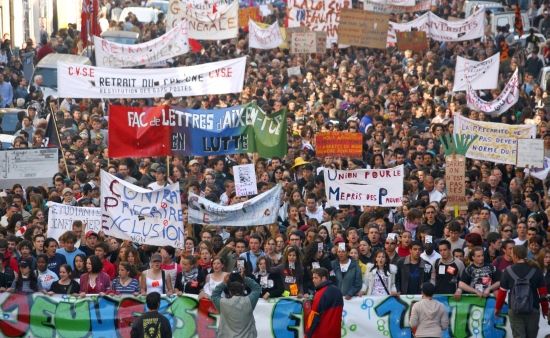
330, 259, 362, 297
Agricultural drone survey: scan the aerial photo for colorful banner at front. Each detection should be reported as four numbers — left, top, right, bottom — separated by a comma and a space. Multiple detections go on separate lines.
184, 0, 239, 40
57, 57, 246, 98
466, 69, 519, 117
454, 114, 536, 165
108, 105, 172, 158
324, 166, 404, 207
287, 0, 350, 47
94, 20, 189, 68
46, 202, 101, 241
0, 293, 540, 338
387, 10, 484, 45
188, 184, 281, 226
100, 171, 184, 248
171, 103, 287, 157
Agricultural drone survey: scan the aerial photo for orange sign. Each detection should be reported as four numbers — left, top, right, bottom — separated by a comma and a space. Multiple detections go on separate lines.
239, 7, 261, 29
315, 132, 363, 158
396, 31, 429, 52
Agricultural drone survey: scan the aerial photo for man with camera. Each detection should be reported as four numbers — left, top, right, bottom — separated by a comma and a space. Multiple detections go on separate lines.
212, 270, 262, 338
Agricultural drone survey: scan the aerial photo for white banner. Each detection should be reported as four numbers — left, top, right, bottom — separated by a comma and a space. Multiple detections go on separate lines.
57, 57, 246, 98
324, 166, 404, 207
100, 171, 184, 248
188, 184, 281, 226
167, 0, 184, 29
0, 148, 58, 189
454, 114, 536, 165
453, 53, 500, 92
94, 20, 189, 68
387, 10, 484, 45
249, 20, 283, 49
46, 202, 101, 241
466, 69, 519, 117
369, 0, 414, 6
527, 157, 550, 180
234, 164, 258, 197
185, 0, 238, 40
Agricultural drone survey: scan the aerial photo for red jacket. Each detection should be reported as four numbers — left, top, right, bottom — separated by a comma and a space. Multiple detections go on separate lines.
305, 281, 344, 338
102, 259, 116, 280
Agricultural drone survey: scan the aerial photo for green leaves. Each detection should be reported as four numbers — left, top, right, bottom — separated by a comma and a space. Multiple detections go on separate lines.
440, 133, 478, 156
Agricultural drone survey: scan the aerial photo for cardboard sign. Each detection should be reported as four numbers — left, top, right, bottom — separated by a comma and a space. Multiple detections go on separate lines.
315, 132, 363, 158
445, 155, 468, 210
338, 9, 389, 49
517, 139, 544, 168
396, 31, 428, 52
290, 32, 318, 54
287, 66, 301, 77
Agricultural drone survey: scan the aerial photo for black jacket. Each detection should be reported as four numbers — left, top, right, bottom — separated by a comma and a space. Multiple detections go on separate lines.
130, 311, 172, 338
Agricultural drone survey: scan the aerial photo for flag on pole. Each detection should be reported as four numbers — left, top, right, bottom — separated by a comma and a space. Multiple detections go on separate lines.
44, 114, 61, 148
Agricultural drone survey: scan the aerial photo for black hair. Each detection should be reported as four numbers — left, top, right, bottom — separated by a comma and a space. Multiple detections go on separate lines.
162, 246, 175, 258
59, 264, 73, 279
87, 255, 103, 273
146, 292, 161, 310
421, 282, 435, 297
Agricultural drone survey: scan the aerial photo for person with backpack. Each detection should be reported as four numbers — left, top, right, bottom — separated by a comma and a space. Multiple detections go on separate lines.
495, 245, 548, 338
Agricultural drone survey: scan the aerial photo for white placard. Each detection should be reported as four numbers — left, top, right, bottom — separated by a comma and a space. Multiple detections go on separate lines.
287, 66, 301, 77
0, 148, 58, 189
94, 20, 189, 68
47, 202, 101, 241
184, 0, 238, 40
100, 171, 184, 248
425, 235, 433, 244
517, 139, 544, 168
234, 163, 258, 197
57, 57, 246, 99
453, 53, 500, 92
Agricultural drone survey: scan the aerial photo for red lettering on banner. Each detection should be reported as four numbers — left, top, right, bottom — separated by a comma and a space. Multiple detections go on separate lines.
68, 66, 94, 77
117, 298, 145, 338
197, 298, 218, 338
208, 67, 233, 78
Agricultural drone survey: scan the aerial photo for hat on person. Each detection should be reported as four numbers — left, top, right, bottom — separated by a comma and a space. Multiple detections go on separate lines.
19, 258, 32, 268
156, 166, 167, 174
291, 157, 310, 169
95, 133, 104, 140
16, 98, 25, 108
150, 253, 162, 262
150, 163, 160, 172
86, 231, 98, 238
188, 159, 200, 167
62, 187, 73, 195
79, 131, 89, 139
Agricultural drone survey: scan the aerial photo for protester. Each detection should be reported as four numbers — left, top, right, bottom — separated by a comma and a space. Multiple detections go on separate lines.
79, 255, 111, 295
111, 262, 140, 295
410, 282, 450, 338
305, 267, 343, 338
49, 264, 80, 295
130, 292, 172, 338
140, 253, 173, 295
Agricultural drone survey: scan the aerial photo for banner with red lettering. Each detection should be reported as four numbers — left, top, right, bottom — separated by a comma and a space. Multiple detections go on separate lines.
185, 0, 239, 40
466, 69, 519, 117
94, 20, 189, 67
324, 166, 404, 207
57, 57, 246, 98
108, 105, 172, 158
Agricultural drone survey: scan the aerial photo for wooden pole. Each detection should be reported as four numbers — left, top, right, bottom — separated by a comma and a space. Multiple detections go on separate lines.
49, 102, 70, 178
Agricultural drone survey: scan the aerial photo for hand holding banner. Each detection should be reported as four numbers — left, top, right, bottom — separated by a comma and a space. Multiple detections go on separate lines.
47, 202, 102, 241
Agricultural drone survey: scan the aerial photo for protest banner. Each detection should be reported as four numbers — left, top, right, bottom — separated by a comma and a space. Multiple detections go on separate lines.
290, 32, 317, 54
453, 53, 500, 91
445, 155, 468, 210
369, 0, 414, 6
396, 31, 428, 52
365, 0, 431, 13
239, 7, 261, 28
58, 56, 246, 98
287, 0, 351, 47
517, 138, 544, 168
234, 163, 258, 197
185, 0, 238, 40
454, 115, 536, 165
527, 157, 550, 180
0, 148, 58, 189
387, 10, 484, 45
171, 103, 287, 157
466, 69, 519, 117
324, 166, 404, 207
100, 171, 184, 248
94, 20, 189, 68
108, 105, 172, 158
249, 20, 283, 49
0, 293, 526, 338
315, 132, 362, 158
188, 184, 281, 226
166, 0, 184, 29
46, 202, 101, 241
338, 9, 389, 49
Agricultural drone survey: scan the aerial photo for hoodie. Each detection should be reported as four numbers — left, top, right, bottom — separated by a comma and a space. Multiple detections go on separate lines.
409, 298, 449, 337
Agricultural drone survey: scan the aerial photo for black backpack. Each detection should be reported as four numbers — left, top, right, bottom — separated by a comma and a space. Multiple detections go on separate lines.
506, 266, 536, 314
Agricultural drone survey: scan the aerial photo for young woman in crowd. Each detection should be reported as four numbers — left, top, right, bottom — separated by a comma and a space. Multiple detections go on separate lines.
271, 245, 304, 297
9, 258, 41, 293
174, 255, 203, 295
72, 254, 87, 283
199, 256, 227, 299
49, 264, 80, 295
79, 255, 111, 295
361, 250, 398, 296
140, 253, 173, 295
254, 256, 284, 299
35, 254, 58, 291
111, 262, 140, 295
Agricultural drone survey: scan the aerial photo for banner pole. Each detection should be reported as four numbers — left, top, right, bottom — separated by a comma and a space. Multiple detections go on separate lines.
49, 102, 71, 178
167, 156, 170, 176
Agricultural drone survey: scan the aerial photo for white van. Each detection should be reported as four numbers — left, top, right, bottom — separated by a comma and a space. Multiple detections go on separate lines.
31, 53, 91, 99
463, 0, 504, 16
117, 7, 160, 23
490, 11, 531, 35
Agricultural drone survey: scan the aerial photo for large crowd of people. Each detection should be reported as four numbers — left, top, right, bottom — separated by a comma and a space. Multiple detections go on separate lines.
1, 0, 550, 334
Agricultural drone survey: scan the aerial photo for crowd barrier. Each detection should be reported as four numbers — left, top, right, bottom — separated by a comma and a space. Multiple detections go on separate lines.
0, 292, 549, 337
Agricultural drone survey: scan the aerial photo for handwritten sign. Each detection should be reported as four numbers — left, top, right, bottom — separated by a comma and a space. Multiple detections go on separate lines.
290, 32, 317, 54
396, 31, 428, 52
47, 202, 102, 241
338, 9, 389, 49
316, 132, 362, 158
287, 66, 301, 77
100, 171, 184, 248
234, 164, 258, 197
445, 155, 468, 210
517, 139, 544, 168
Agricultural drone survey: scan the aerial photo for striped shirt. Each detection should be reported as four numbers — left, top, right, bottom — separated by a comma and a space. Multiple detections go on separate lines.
111, 277, 140, 294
